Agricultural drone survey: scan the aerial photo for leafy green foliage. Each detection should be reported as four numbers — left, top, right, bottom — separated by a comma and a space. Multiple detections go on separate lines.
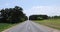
48, 16, 60, 19
29, 15, 48, 20
0, 6, 28, 23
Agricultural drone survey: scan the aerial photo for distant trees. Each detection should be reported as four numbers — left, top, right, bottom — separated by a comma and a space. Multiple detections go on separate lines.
29, 14, 60, 20
49, 16, 60, 19
29, 15, 48, 20
0, 6, 28, 23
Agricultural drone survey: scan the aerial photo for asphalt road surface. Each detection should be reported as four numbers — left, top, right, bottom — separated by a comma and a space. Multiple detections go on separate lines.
2, 20, 60, 32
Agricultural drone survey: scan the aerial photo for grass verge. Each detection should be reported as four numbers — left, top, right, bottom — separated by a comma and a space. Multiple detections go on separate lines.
34, 19, 60, 30
0, 23, 16, 32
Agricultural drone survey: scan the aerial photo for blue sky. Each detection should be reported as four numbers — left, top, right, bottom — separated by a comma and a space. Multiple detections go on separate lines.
0, 0, 60, 16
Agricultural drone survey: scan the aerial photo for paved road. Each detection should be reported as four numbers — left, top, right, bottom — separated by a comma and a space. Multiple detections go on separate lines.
2, 20, 60, 32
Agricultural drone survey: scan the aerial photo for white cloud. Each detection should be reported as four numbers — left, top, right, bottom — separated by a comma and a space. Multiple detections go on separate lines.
24, 6, 60, 16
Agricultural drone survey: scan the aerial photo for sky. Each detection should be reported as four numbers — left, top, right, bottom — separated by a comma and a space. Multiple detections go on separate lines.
0, 0, 60, 16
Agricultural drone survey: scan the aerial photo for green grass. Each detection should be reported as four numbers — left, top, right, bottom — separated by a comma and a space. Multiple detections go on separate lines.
0, 23, 16, 32
34, 19, 60, 30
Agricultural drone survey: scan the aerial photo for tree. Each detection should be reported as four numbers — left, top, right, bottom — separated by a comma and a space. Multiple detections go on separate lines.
29, 15, 48, 20
0, 6, 28, 23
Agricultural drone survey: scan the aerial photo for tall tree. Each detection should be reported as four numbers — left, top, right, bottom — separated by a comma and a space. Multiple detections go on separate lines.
0, 6, 28, 23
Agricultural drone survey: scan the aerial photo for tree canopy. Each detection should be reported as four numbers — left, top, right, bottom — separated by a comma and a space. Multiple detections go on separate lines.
29, 15, 48, 20
0, 6, 28, 23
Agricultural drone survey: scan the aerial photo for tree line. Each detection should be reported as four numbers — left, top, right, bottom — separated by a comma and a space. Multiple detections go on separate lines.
49, 16, 60, 19
29, 15, 60, 20
0, 6, 28, 23
29, 15, 48, 20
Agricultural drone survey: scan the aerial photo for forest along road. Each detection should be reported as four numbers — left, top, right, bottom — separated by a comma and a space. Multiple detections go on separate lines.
2, 20, 60, 32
